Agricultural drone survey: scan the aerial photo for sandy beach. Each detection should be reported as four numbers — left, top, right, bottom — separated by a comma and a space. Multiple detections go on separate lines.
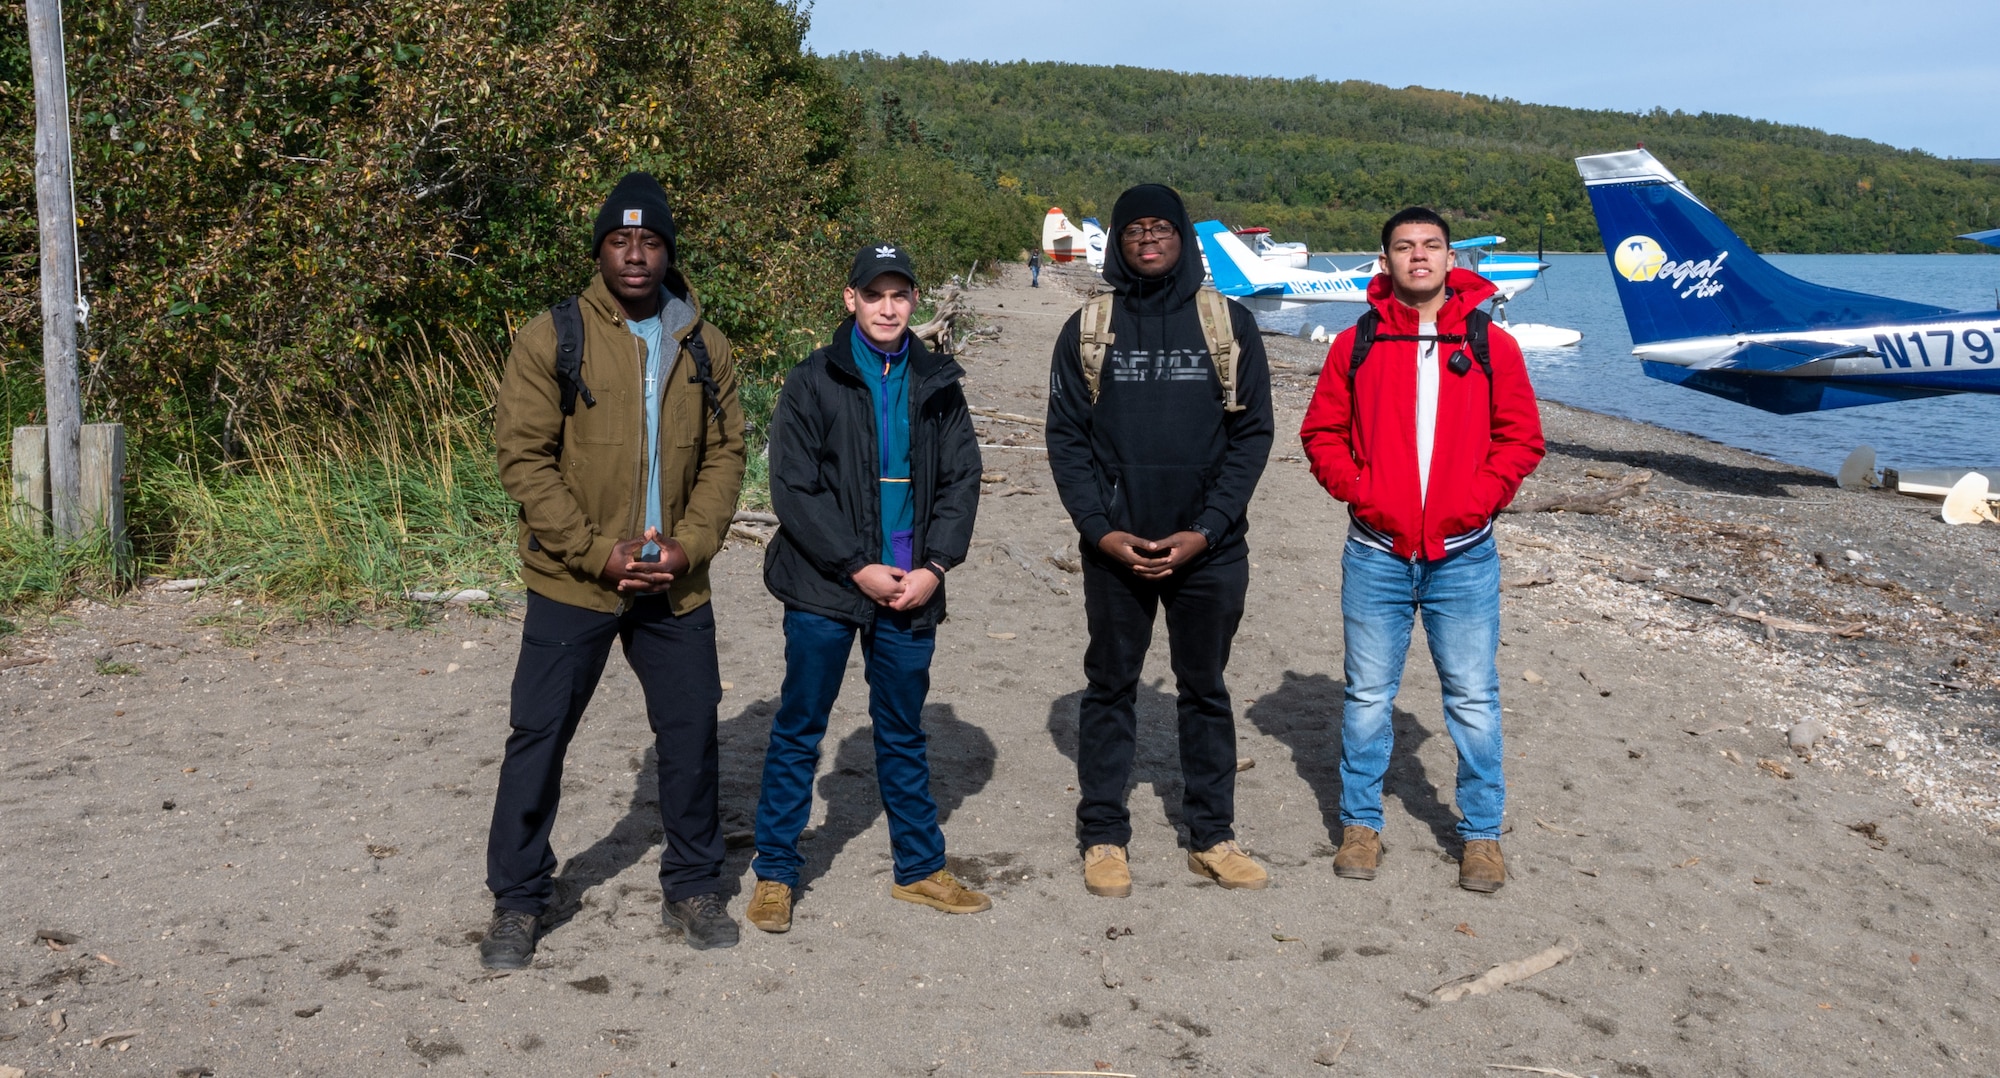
3, 261, 1998, 1077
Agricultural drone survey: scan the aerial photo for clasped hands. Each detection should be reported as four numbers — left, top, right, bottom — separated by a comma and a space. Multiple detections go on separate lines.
851, 563, 940, 611
601, 527, 690, 594
1097, 529, 1207, 579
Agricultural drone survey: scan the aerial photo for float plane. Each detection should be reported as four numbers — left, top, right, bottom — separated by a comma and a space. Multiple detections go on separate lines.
1041, 208, 1107, 271
1578, 147, 2000, 414
1193, 220, 1549, 310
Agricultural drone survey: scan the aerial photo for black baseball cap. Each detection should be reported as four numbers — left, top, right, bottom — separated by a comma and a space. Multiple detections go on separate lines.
849, 242, 919, 291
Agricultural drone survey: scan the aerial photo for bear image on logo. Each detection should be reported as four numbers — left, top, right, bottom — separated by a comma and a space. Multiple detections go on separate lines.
1614, 235, 1667, 282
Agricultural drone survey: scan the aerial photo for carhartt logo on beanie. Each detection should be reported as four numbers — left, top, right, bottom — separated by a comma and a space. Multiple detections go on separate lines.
593, 172, 677, 259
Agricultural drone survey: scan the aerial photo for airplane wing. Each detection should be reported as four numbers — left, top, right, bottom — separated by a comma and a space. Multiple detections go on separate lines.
1688, 339, 1874, 373
1959, 228, 2000, 248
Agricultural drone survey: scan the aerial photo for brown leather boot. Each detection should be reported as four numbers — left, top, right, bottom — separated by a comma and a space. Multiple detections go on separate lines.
1333, 825, 1381, 880
1459, 839, 1505, 893
891, 869, 993, 914
1187, 840, 1269, 890
746, 880, 792, 933
1082, 844, 1132, 898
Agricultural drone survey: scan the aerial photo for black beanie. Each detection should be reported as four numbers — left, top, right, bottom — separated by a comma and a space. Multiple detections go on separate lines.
1109, 184, 1186, 238
592, 172, 677, 260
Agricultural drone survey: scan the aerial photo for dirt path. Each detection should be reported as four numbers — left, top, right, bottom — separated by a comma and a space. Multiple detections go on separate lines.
4, 262, 1998, 1076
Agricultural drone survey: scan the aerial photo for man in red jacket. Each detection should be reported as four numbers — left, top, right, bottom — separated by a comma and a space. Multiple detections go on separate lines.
1299, 207, 1545, 893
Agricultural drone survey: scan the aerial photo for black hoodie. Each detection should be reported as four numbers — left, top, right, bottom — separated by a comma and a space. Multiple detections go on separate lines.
1044, 185, 1274, 563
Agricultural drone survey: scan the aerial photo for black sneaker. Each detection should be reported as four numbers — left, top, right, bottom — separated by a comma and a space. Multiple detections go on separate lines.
663, 892, 739, 950
478, 908, 538, 970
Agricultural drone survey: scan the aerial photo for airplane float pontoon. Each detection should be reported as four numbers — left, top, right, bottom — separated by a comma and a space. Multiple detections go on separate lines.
1578, 148, 2000, 414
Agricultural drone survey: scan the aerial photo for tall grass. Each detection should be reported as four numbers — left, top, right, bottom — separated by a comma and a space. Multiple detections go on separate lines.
0, 332, 516, 619
149, 330, 519, 618
0, 326, 787, 620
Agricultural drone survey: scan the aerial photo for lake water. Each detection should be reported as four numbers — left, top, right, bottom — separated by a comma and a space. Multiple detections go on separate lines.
1266, 254, 2000, 477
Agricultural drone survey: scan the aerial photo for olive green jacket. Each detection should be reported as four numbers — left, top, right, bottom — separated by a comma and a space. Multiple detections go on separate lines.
495, 273, 746, 614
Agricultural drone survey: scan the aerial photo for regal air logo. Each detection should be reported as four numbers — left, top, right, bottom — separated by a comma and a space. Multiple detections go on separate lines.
1615, 235, 1727, 300
1614, 236, 1666, 281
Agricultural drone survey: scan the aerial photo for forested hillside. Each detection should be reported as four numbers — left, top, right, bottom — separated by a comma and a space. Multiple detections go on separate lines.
825, 54, 2000, 254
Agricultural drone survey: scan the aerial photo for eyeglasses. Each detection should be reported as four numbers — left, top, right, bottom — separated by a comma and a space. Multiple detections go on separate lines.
1121, 223, 1178, 242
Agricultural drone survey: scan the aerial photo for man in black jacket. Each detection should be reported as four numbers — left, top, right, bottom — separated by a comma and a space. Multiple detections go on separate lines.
1046, 184, 1275, 898
747, 243, 989, 933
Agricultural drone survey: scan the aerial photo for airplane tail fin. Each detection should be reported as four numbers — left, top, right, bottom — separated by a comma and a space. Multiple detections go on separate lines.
1043, 208, 1086, 263
1576, 149, 1948, 345
1081, 217, 1106, 270
1193, 221, 1285, 295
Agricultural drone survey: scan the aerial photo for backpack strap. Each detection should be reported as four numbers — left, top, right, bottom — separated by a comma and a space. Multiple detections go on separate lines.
1076, 293, 1116, 404
550, 296, 595, 416
1464, 308, 1494, 380
1348, 307, 1494, 388
682, 322, 725, 424
1194, 287, 1244, 413
1347, 309, 1381, 395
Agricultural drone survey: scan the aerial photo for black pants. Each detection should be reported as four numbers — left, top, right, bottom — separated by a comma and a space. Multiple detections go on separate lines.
1076, 552, 1248, 851
486, 591, 724, 914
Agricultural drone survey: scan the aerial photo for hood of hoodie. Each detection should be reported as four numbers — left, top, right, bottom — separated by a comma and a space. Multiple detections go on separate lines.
1101, 184, 1206, 315
1364, 267, 1497, 331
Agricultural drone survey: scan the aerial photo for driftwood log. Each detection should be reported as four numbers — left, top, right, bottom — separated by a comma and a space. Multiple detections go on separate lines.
910, 283, 969, 350
1507, 470, 1652, 515
1657, 584, 1866, 638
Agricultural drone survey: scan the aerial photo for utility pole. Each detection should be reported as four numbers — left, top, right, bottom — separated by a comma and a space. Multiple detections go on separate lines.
26, 0, 82, 539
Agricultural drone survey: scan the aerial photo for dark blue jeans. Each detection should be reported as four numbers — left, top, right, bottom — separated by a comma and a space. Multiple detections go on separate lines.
486, 592, 724, 914
753, 608, 945, 887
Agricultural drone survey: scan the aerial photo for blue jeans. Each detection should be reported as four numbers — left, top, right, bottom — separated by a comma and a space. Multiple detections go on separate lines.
754, 609, 946, 887
1339, 536, 1505, 841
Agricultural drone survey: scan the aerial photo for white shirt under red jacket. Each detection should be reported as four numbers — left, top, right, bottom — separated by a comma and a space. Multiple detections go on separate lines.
1300, 268, 1547, 561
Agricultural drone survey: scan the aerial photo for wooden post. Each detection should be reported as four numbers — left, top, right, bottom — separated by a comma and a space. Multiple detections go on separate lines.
11, 425, 50, 531
27, 0, 83, 539
80, 423, 127, 572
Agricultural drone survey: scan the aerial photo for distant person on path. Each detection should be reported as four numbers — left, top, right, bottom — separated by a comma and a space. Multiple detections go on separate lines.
746, 242, 988, 934
482, 172, 747, 968
1299, 206, 1545, 893
1029, 248, 1042, 287
1045, 184, 1275, 898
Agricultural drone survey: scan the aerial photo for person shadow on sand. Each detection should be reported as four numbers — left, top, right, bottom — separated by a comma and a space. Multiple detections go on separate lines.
1242, 669, 1463, 857
543, 696, 994, 927
1045, 680, 1197, 849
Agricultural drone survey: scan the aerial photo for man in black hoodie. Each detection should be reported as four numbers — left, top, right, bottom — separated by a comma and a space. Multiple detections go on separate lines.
1046, 184, 1275, 897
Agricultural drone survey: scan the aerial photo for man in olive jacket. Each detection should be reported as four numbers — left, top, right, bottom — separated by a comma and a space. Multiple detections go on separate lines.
482, 172, 747, 969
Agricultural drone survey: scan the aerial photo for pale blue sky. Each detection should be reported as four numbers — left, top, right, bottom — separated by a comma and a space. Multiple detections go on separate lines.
804, 0, 1999, 160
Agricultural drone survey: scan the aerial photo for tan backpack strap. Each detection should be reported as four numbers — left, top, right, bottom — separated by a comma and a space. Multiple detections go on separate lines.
1195, 287, 1244, 413
1075, 294, 1116, 404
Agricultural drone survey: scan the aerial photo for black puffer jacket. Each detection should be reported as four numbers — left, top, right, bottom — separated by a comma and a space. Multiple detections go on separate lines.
764, 321, 981, 629
1045, 185, 1274, 566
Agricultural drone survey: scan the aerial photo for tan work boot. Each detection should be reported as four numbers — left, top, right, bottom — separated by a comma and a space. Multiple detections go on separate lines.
1082, 844, 1132, 898
746, 879, 793, 933
1459, 839, 1506, 893
890, 869, 993, 914
1187, 839, 1269, 890
1333, 825, 1381, 880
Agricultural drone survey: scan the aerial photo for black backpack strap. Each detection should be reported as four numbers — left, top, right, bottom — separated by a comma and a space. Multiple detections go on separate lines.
683, 322, 725, 424
550, 296, 595, 416
1464, 308, 1493, 380
1346, 309, 1380, 394
1348, 307, 1495, 385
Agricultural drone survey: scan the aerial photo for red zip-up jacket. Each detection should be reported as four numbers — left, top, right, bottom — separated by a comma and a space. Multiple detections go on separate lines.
1300, 269, 1545, 561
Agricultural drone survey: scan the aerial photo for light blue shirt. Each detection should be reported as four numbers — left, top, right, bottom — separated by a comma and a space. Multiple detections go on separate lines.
626, 291, 695, 559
